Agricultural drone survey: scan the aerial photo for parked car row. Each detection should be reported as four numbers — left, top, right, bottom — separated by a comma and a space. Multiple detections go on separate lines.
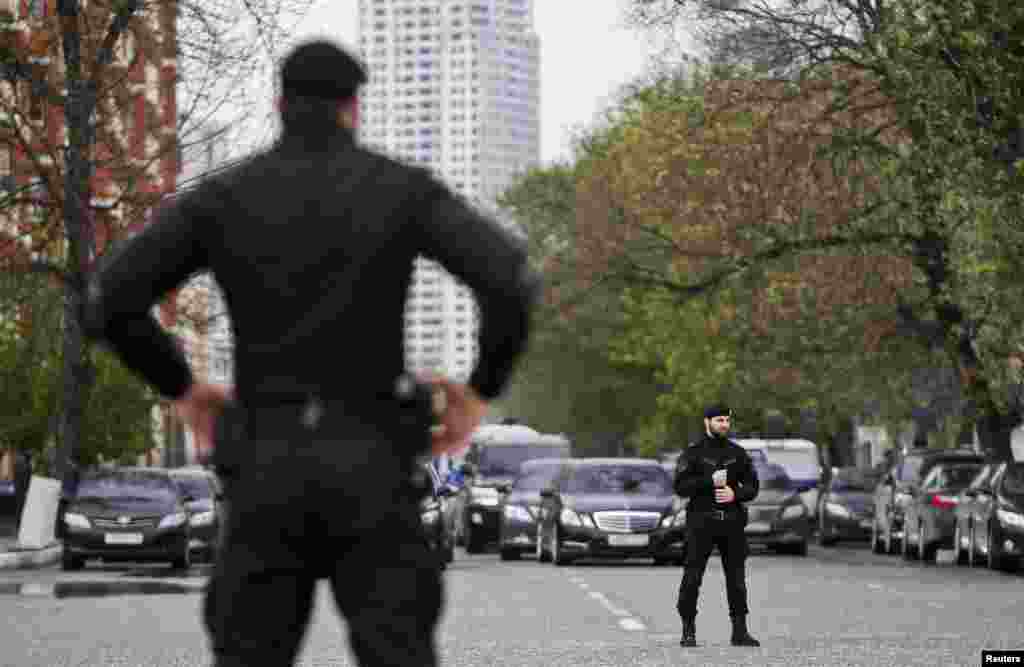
812, 447, 1023, 574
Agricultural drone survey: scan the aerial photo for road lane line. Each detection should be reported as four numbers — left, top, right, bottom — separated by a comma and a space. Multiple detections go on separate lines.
618, 618, 646, 632
20, 582, 54, 597
587, 591, 631, 617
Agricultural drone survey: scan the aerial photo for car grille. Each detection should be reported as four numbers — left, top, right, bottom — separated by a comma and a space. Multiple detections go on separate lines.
592, 511, 662, 533
92, 517, 158, 529
750, 506, 780, 522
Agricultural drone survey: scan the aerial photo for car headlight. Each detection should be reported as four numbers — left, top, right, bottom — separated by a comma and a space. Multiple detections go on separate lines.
504, 504, 532, 522
560, 508, 594, 528
470, 487, 500, 507
159, 513, 188, 529
661, 511, 686, 528
189, 511, 215, 527
997, 509, 1024, 529
824, 502, 850, 519
421, 508, 441, 525
63, 512, 91, 529
781, 504, 805, 520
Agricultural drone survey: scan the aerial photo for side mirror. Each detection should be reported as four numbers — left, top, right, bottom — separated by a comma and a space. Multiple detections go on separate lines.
496, 483, 511, 495
182, 494, 197, 504
539, 488, 554, 499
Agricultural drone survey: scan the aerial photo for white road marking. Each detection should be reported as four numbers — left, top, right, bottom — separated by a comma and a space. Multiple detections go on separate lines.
20, 583, 54, 597
619, 618, 647, 632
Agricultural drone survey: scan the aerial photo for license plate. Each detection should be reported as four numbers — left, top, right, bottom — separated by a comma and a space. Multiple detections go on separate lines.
745, 521, 771, 534
608, 534, 649, 547
859, 519, 873, 529
104, 533, 143, 546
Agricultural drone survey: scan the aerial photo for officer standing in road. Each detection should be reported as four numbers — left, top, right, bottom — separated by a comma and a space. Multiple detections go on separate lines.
83, 40, 540, 667
674, 404, 761, 648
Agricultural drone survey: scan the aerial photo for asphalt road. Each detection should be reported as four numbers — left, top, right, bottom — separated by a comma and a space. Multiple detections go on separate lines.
0, 542, 1021, 666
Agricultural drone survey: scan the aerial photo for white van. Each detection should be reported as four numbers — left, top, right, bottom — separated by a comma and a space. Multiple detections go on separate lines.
735, 438, 824, 517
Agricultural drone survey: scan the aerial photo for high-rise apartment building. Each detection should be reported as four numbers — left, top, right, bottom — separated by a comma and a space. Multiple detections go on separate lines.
357, 0, 540, 380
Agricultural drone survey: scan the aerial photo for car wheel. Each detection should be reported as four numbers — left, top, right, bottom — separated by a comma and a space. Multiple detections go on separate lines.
61, 552, 85, 572
871, 518, 885, 554
987, 523, 1013, 572
818, 511, 837, 546
171, 546, 191, 571
536, 524, 551, 563
884, 516, 897, 555
500, 547, 521, 561
918, 521, 935, 563
552, 524, 572, 566
787, 540, 808, 556
901, 522, 917, 560
464, 521, 484, 554
968, 523, 979, 567
954, 522, 968, 565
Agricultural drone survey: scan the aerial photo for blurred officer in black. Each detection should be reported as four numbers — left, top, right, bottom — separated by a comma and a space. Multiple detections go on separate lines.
83, 39, 540, 667
674, 404, 760, 648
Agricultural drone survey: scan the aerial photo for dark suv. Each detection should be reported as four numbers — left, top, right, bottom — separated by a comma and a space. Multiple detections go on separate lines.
61, 467, 193, 571
871, 449, 983, 555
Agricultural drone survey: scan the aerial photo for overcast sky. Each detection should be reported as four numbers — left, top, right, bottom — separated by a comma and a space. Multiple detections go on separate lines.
267, 0, 658, 165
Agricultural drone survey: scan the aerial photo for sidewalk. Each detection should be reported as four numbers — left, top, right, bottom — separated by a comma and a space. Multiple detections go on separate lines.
0, 522, 62, 571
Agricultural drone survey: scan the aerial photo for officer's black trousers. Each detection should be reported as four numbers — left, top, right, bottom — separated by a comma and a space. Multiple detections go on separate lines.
676, 510, 750, 620
204, 401, 442, 667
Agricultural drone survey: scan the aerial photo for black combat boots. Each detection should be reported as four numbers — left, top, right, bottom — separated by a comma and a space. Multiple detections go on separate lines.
679, 618, 697, 647
730, 614, 761, 647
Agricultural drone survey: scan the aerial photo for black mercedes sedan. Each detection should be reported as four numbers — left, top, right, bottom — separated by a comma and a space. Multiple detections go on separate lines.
817, 467, 880, 546
744, 461, 811, 555
61, 467, 192, 571
536, 458, 685, 566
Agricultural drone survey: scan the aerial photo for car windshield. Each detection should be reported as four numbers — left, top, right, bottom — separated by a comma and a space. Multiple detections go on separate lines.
831, 469, 879, 492
759, 449, 819, 479
173, 475, 213, 499
754, 463, 791, 491
76, 471, 178, 502
1001, 463, 1024, 496
566, 465, 671, 495
513, 465, 562, 491
478, 445, 568, 477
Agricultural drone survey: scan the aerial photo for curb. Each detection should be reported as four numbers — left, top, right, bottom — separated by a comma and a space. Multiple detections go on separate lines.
0, 543, 63, 570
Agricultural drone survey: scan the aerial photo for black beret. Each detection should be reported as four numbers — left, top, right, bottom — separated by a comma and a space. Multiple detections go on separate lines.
704, 404, 731, 419
280, 40, 367, 101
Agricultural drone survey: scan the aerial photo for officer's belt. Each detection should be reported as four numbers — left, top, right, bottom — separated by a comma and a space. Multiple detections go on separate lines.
692, 507, 740, 520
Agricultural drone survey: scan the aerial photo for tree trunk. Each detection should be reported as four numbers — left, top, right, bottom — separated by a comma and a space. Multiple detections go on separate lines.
972, 409, 1016, 461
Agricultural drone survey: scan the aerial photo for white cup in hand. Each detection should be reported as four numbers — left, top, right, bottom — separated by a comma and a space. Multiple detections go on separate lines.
712, 470, 728, 488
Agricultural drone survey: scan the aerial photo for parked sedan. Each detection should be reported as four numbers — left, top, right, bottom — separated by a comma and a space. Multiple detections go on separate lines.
817, 467, 880, 546
871, 448, 983, 554
169, 467, 224, 562
901, 458, 983, 562
61, 467, 192, 571
537, 459, 685, 566
496, 458, 566, 561
743, 461, 811, 555
954, 461, 1024, 571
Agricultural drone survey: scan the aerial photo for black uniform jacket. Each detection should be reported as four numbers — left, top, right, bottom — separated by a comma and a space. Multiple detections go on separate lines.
674, 435, 760, 515
82, 126, 541, 405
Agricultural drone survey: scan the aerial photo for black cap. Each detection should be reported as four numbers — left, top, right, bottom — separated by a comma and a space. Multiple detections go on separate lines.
704, 403, 731, 419
280, 40, 367, 101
